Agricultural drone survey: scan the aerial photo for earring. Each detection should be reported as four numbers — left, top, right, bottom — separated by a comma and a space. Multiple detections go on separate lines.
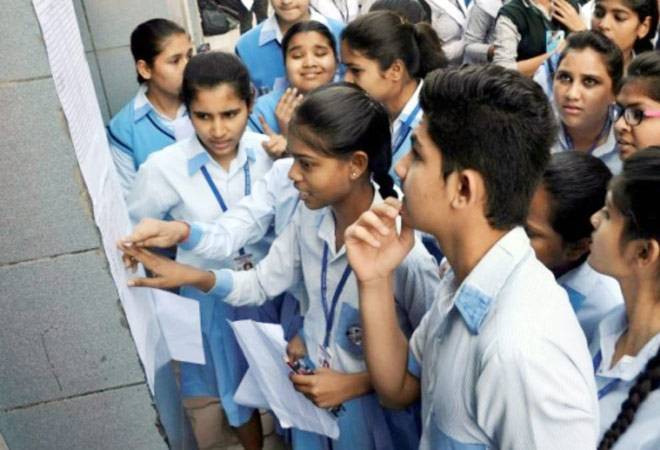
351, 172, 357, 179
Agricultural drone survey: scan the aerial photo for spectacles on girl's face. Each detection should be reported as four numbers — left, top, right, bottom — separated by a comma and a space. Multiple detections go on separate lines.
612, 103, 660, 126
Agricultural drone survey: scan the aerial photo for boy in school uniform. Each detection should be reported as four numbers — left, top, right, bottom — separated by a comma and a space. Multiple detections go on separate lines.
345, 65, 600, 449
235, 0, 344, 96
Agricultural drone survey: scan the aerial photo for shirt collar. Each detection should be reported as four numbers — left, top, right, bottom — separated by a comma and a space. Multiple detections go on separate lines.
557, 118, 617, 158
595, 305, 660, 381
450, 227, 532, 334
133, 84, 187, 123
394, 81, 424, 128
259, 11, 329, 46
558, 261, 600, 312
187, 135, 256, 176
316, 184, 383, 259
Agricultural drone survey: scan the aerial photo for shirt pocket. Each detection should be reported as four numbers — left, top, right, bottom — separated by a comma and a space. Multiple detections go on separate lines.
334, 302, 364, 358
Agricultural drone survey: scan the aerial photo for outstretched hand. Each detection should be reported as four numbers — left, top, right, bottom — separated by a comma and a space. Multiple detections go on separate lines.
260, 116, 288, 159
275, 87, 304, 135
552, 0, 586, 32
345, 197, 414, 283
117, 242, 214, 291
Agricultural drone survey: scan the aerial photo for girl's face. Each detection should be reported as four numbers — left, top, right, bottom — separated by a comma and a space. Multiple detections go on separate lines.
553, 48, 614, 132
271, 0, 310, 26
614, 81, 660, 159
285, 31, 337, 94
189, 84, 250, 164
341, 41, 391, 103
287, 132, 354, 210
588, 191, 633, 277
141, 33, 192, 97
526, 185, 580, 271
591, 0, 651, 55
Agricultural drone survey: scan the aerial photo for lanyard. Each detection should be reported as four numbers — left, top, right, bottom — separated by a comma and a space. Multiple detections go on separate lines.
593, 350, 621, 400
320, 242, 353, 348
200, 162, 251, 255
392, 103, 422, 157
561, 115, 612, 155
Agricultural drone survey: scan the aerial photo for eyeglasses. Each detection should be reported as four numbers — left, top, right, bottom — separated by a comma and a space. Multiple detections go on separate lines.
612, 104, 660, 126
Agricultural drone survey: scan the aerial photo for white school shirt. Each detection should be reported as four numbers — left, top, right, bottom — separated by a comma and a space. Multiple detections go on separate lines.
591, 306, 660, 450
558, 261, 623, 346
181, 158, 299, 262
391, 82, 423, 174
311, 0, 360, 23
551, 119, 622, 175
209, 187, 441, 373
409, 227, 599, 449
425, 0, 471, 64
110, 84, 192, 197
127, 132, 273, 269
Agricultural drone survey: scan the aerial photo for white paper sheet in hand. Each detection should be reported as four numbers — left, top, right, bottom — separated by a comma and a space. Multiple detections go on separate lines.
230, 320, 339, 439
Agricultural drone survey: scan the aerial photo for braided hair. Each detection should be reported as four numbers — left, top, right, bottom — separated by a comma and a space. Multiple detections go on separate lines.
598, 347, 660, 449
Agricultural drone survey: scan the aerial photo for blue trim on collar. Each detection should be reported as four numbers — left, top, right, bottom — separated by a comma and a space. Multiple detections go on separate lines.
188, 152, 210, 176
563, 284, 587, 313
245, 146, 256, 162
454, 285, 493, 334
134, 102, 152, 122
258, 26, 278, 46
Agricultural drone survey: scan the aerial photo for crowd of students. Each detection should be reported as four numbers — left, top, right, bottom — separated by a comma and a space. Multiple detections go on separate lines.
105, 0, 660, 448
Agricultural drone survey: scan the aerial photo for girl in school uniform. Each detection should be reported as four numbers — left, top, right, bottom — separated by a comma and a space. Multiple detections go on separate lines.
341, 11, 447, 182
551, 31, 624, 174
235, 0, 344, 96
591, 0, 658, 70
127, 52, 279, 450
613, 51, 660, 161
107, 19, 194, 196
248, 20, 338, 137
492, 0, 584, 76
588, 148, 660, 450
121, 83, 442, 450
526, 152, 623, 344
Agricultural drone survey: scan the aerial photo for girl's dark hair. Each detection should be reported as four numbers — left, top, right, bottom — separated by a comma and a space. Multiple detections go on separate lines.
130, 18, 187, 84
622, 51, 660, 102
557, 30, 624, 93
341, 10, 447, 79
289, 82, 397, 199
598, 346, 660, 450
622, 0, 659, 53
180, 52, 253, 109
369, 0, 430, 24
542, 152, 612, 246
281, 21, 338, 59
610, 147, 660, 242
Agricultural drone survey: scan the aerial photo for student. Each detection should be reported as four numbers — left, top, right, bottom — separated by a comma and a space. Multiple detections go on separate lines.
235, 0, 344, 96
492, 0, 584, 76
120, 83, 442, 450
463, 0, 503, 63
344, 65, 599, 448
117, 11, 448, 277
107, 19, 193, 196
310, 0, 361, 23
526, 152, 623, 344
588, 148, 660, 450
551, 30, 624, 174
248, 20, 338, 137
591, 0, 658, 69
127, 52, 278, 450
341, 10, 447, 181
613, 51, 660, 161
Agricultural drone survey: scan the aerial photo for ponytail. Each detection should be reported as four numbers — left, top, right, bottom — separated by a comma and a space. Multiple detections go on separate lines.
341, 11, 446, 81
289, 82, 397, 199
598, 347, 660, 450
412, 22, 447, 78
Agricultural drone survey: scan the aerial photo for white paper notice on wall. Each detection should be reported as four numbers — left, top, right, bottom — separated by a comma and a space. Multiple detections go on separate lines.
32, 0, 204, 389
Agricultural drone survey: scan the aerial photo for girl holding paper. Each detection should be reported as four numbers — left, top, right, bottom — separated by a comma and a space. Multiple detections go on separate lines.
120, 83, 441, 450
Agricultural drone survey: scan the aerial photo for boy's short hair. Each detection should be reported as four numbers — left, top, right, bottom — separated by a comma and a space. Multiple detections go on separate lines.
420, 65, 556, 230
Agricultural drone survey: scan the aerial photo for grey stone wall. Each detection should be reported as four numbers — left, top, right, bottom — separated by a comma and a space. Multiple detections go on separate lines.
0, 0, 200, 448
